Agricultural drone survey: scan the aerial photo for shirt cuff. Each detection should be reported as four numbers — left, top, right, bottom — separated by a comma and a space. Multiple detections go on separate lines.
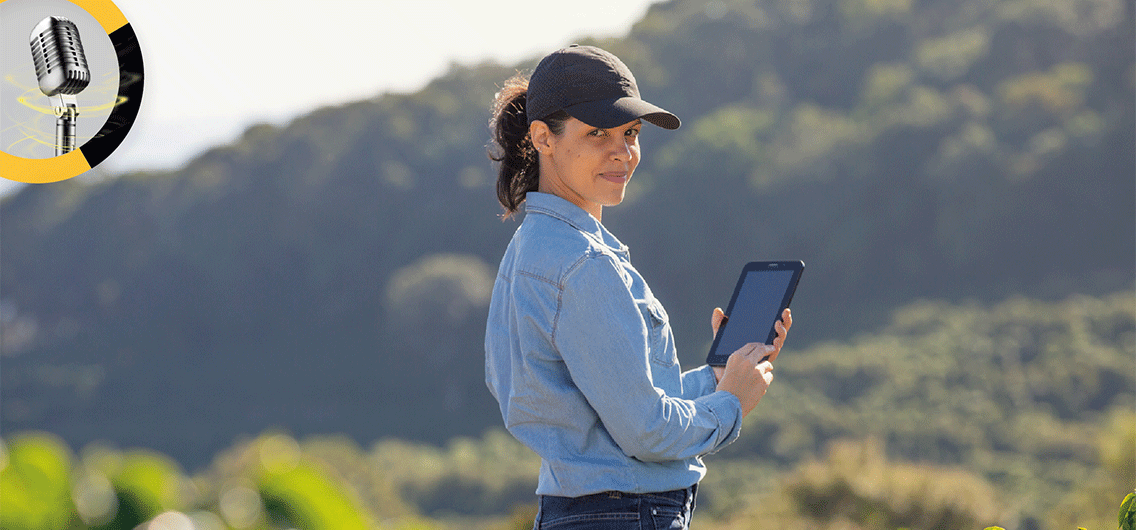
698, 390, 743, 454
681, 364, 720, 398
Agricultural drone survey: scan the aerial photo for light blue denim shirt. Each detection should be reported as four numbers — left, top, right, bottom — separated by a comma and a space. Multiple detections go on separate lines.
485, 192, 743, 497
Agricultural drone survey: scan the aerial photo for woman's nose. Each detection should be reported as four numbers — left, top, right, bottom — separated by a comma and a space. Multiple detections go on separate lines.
611, 138, 633, 161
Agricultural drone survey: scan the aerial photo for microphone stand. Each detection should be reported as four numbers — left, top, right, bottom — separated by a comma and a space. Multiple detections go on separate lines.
52, 94, 79, 155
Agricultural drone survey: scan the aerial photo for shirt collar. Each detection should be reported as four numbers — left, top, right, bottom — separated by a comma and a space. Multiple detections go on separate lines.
524, 192, 629, 254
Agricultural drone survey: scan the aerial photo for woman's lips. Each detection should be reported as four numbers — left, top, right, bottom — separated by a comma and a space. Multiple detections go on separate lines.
599, 172, 629, 183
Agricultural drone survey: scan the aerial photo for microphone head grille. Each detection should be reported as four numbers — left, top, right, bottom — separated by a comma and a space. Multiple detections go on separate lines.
29, 16, 91, 97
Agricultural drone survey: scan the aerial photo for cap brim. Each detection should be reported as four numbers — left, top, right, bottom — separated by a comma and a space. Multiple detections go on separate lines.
563, 96, 681, 130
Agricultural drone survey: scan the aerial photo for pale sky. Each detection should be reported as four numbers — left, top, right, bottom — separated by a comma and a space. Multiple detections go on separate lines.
1, 0, 659, 194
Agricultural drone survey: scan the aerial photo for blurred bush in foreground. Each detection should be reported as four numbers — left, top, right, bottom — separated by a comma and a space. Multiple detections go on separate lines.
0, 432, 395, 530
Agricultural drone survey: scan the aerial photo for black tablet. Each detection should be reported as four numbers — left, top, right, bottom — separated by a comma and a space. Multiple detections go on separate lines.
706, 261, 804, 366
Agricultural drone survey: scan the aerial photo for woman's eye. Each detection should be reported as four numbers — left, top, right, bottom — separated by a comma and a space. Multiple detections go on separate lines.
589, 129, 606, 137
626, 128, 640, 138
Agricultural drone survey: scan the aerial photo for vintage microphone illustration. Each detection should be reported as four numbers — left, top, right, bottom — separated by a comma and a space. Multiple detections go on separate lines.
29, 16, 91, 156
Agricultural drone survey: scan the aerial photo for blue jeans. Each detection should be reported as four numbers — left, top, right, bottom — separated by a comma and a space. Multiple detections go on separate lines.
533, 485, 697, 530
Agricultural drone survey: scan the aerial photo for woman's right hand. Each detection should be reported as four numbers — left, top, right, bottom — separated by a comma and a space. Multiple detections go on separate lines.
715, 342, 775, 417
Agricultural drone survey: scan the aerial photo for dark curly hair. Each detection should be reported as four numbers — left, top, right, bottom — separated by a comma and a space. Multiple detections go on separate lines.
488, 73, 568, 219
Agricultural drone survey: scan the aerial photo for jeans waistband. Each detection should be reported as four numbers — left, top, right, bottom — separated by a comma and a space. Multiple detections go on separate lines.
535, 484, 698, 529
575, 484, 696, 504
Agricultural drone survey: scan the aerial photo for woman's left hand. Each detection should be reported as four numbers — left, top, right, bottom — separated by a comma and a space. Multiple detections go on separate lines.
711, 307, 792, 382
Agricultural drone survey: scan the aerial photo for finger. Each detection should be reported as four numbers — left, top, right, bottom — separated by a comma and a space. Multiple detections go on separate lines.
726, 347, 752, 368
711, 308, 726, 337
757, 359, 774, 380
775, 319, 787, 339
764, 332, 782, 360
782, 309, 792, 330
772, 318, 789, 352
753, 343, 776, 362
731, 343, 760, 366
725, 349, 741, 367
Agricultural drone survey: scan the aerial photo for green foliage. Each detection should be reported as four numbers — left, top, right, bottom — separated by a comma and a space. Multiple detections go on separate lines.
766, 438, 1004, 529
1046, 407, 1136, 529
202, 432, 381, 529
0, 433, 77, 530
296, 434, 418, 520
710, 291, 1135, 528
995, 0, 1124, 35
384, 253, 495, 325
368, 430, 541, 517
711, 430, 1134, 530
258, 462, 370, 529
0, 311, 1130, 529
92, 450, 188, 529
772, 103, 865, 180
1121, 492, 1136, 530
0, 432, 394, 530
655, 104, 775, 187
916, 28, 991, 81
840, 0, 913, 19
998, 62, 1093, 116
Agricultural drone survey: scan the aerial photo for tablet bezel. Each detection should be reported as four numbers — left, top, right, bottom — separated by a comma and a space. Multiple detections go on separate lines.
705, 260, 804, 367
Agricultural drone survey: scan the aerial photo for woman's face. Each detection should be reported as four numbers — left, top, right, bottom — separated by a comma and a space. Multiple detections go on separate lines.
532, 116, 642, 221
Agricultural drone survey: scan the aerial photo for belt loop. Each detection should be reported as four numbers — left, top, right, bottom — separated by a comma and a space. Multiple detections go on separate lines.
533, 496, 543, 530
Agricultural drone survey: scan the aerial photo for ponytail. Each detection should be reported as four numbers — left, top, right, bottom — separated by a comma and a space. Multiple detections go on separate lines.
488, 74, 568, 219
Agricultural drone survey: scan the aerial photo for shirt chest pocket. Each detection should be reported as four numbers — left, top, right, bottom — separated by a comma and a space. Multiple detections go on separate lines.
638, 297, 677, 366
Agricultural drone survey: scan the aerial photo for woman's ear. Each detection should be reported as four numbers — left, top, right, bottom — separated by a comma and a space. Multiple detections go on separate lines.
530, 120, 553, 157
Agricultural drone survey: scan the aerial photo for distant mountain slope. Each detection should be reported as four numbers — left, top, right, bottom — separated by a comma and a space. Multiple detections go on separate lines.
2, 0, 1132, 468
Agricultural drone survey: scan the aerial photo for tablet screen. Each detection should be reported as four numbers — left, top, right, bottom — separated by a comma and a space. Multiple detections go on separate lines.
706, 261, 803, 366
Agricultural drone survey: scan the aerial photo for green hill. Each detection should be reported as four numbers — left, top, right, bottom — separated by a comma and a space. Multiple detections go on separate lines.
1, 0, 1132, 471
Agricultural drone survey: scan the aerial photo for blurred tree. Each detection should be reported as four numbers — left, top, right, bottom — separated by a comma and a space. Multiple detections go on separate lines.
916, 28, 992, 82
382, 253, 498, 423
368, 429, 540, 517
384, 253, 494, 326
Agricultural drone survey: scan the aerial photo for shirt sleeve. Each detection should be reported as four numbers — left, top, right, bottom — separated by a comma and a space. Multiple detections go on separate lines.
680, 365, 720, 400
552, 253, 742, 462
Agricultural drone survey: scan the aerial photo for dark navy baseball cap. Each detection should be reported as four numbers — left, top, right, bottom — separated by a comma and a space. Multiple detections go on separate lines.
526, 45, 680, 130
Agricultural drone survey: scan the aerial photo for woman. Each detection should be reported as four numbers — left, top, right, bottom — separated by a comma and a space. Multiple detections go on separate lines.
484, 44, 791, 529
